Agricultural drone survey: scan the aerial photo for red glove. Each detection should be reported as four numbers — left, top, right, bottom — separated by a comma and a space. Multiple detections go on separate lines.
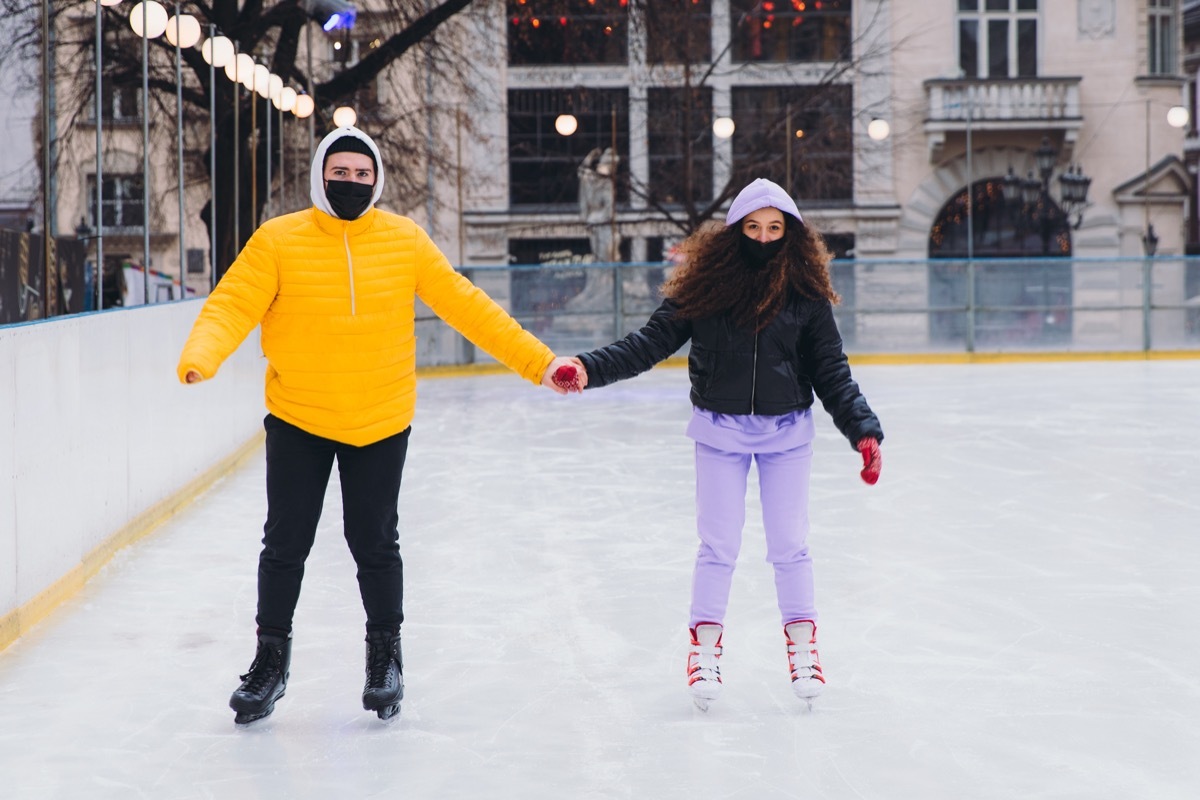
856, 437, 881, 485
552, 364, 579, 392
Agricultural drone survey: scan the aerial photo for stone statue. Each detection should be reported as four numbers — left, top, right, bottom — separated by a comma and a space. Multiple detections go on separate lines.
577, 147, 620, 262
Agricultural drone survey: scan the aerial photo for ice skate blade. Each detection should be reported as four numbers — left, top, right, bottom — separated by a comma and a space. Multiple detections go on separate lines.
691, 697, 712, 712
233, 707, 275, 726
375, 703, 401, 723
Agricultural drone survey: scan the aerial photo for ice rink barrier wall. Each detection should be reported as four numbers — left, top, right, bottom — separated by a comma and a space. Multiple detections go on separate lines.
0, 301, 265, 651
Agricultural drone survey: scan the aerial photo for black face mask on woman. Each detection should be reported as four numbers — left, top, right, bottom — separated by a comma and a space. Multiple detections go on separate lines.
739, 235, 785, 269
325, 179, 374, 220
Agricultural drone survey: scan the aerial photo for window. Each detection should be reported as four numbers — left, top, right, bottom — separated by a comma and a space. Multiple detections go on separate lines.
731, 0, 851, 64
507, 88, 629, 207
646, 87, 713, 205
643, 0, 711, 64
508, 0, 629, 66
957, 0, 1038, 79
730, 85, 853, 203
87, 174, 144, 231
1149, 0, 1177, 76
87, 81, 140, 125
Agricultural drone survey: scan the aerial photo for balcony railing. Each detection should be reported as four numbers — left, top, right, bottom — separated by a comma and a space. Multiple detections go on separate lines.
924, 77, 1083, 159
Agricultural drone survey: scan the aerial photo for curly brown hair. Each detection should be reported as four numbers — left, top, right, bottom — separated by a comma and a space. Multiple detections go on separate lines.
661, 216, 840, 332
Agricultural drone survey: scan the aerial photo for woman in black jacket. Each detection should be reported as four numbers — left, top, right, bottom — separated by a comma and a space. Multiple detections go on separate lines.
573, 178, 884, 711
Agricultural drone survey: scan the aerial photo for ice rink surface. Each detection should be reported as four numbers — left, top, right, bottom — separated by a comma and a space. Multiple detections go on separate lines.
2, 359, 1199, 799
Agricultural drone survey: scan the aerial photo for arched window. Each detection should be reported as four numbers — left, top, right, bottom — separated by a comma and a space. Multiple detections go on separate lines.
928, 178, 1074, 346
929, 178, 1070, 258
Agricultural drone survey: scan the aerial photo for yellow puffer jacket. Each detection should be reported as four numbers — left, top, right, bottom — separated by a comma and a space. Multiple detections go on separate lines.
177, 206, 555, 446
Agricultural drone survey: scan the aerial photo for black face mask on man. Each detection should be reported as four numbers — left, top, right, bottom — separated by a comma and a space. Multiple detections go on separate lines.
325, 180, 374, 220
739, 235, 785, 269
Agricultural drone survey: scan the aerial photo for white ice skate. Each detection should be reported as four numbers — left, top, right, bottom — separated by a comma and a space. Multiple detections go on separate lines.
687, 623, 723, 712
784, 620, 825, 710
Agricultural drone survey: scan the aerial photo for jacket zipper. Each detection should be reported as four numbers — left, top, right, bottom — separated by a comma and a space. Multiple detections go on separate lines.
343, 227, 357, 315
750, 326, 759, 414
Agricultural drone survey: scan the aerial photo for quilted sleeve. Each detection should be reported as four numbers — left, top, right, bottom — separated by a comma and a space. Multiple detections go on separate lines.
414, 230, 555, 384
176, 229, 279, 382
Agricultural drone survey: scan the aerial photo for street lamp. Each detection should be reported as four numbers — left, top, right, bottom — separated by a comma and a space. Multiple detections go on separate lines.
555, 113, 578, 136
1002, 137, 1091, 255
1142, 223, 1159, 256
712, 116, 735, 139
867, 118, 891, 141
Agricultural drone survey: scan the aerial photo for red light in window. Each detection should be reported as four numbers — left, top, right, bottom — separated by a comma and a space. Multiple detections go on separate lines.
560, 16, 567, 25
793, 0, 805, 9
763, 1, 775, 9
511, 16, 519, 25
604, 25, 613, 35
815, 1, 822, 8
532, 17, 540, 27
763, 20, 772, 29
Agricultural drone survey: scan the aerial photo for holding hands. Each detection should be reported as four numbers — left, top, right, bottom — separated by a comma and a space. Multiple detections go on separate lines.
542, 357, 588, 394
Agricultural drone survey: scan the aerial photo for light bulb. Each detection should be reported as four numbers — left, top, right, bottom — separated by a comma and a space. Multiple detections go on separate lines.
279, 87, 297, 113
128, 1, 168, 39
203, 35, 234, 68
867, 118, 891, 141
165, 14, 201, 48
293, 95, 315, 119
333, 106, 357, 128
554, 114, 577, 136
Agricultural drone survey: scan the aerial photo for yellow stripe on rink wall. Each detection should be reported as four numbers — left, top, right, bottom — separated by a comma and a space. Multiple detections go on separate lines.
0, 432, 265, 654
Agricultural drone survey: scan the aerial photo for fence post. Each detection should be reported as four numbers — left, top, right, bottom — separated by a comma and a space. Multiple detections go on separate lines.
1142, 257, 1152, 352
612, 262, 623, 340
966, 259, 976, 353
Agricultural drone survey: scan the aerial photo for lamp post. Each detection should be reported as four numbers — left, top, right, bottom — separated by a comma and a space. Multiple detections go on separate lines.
293, 93, 315, 206
167, 6, 200, 299
202, 31, 233, 288
92, 0, 125, 312
130, 1, 168, 304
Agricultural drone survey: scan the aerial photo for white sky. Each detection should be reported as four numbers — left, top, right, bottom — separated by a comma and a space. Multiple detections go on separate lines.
2, 360, 1198, 799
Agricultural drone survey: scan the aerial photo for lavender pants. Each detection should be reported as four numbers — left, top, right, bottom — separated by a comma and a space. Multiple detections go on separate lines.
687, 409, 816, 627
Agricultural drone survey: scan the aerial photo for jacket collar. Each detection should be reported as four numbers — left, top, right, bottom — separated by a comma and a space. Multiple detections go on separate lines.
311, 206, 377, 237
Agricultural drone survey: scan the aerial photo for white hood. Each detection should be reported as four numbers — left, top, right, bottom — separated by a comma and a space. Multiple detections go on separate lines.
310, 126, 385, 219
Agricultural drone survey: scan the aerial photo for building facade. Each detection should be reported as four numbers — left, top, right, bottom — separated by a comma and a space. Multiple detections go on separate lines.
43, 1, 1194, 347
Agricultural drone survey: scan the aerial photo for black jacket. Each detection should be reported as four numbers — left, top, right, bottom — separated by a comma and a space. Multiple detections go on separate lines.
577, 295, 883, 449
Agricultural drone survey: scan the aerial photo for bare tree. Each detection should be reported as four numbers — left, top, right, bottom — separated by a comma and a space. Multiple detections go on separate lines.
1, 0, 479, 274
625, 0, 894, 236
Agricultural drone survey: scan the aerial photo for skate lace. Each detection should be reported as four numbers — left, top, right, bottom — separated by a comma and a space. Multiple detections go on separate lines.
366, 643, 395, 688
688, 644, 722, 683
238, 647, 280, 694
787, 641, 823, 682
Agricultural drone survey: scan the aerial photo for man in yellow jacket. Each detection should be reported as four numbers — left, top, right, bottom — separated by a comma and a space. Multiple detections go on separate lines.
177, 126, 582, 725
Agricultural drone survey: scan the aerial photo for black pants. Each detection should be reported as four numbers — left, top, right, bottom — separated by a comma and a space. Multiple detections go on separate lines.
256, 415, 410, 637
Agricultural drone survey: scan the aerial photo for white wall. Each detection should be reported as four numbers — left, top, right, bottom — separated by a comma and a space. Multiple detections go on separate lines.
0, 301, 265, 625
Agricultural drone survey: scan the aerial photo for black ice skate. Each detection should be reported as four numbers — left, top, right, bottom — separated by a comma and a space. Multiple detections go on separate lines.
362, 629, 404, 722
229, 633, 291, 725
